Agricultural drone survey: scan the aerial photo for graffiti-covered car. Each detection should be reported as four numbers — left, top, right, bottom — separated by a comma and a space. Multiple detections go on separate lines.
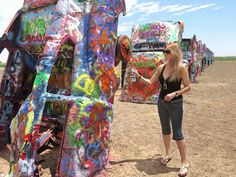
188, 35, 199, 83
120, 21, 184, 104
0, 0, 126, 176
181, 38, 192, 68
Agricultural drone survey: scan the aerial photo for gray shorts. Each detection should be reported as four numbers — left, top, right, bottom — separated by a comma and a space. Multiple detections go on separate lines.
157, 98, 184, 140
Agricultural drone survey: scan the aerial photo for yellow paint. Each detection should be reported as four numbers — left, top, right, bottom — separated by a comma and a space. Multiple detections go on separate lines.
25, 106, 34, 135
74, 74, 95, 96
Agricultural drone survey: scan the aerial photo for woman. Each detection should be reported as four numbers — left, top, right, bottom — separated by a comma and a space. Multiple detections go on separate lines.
134, 43, 191, 176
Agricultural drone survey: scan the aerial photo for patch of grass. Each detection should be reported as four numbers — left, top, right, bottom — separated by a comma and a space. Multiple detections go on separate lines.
215, 56, 236, 61
0, 63, 5, 67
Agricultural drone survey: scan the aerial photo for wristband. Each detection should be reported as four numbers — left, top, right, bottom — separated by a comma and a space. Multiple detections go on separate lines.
175, 91, 178, 97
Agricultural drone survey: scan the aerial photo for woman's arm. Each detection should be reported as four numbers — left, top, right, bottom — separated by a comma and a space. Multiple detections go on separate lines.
176, 65, 191, 96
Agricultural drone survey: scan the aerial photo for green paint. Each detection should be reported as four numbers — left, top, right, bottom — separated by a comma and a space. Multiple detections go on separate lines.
68, 122, 84, 147
22, 18, 46, 41
140, 24, 150, 32
36, 18, 46, 38
91, 83, 101, 98
34, 71, 48, 86
134, 60, 157, 69
147, 61, 156, 68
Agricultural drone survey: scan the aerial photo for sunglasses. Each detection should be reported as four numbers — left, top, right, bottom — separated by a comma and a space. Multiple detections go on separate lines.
163, 49, 171, 54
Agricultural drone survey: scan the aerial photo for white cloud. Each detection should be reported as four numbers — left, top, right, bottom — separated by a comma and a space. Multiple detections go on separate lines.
124, 1, 216, 18
118, 22, 135, 34
185, 3, 216, 12
136, 2, 161, 14
0, 49, 9, 63
173, 3, 216, 16
0, 0, 23, 62
126, 0, 138, 12
0, 0, 23, 34
125, 2, 161, 16
214, 6, 223, 10
166, 5, 193, 13
160, 4, 180, 12
139, 17, 147, 22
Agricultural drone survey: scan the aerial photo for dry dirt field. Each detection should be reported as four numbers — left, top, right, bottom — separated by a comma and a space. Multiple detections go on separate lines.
0, 61, 236, 177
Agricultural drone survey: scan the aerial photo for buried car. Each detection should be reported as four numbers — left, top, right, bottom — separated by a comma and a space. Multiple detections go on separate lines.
0, 0, 126, 176
120, 21, 184, 104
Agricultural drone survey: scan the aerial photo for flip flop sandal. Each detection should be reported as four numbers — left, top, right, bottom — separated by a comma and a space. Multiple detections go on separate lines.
160, 156, 172, 166
178, 164, 190, 177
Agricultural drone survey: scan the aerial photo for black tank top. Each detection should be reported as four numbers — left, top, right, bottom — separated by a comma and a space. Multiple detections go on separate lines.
159, 65, 182, 100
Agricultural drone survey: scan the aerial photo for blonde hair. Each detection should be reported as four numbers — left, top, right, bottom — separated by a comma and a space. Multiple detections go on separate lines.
166, 43, 183, 81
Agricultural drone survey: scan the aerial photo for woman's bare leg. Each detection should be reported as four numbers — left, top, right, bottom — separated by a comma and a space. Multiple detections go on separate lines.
176, 139, 187, 164
176, 139, 189, 176
163, 134, 171, 156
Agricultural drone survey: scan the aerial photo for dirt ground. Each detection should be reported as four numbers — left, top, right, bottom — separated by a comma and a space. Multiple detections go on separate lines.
0, 61, 236, 177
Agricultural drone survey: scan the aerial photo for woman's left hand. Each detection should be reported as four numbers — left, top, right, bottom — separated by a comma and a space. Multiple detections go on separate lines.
164, 92, 176, 102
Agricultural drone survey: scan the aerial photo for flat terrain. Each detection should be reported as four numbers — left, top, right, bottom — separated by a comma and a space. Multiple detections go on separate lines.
1, 61, 236, 177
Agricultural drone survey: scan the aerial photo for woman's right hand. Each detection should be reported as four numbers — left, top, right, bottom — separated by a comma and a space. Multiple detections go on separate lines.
131, 67, 140, 78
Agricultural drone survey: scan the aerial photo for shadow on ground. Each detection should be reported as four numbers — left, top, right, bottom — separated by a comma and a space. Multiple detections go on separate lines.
110, 157, 179, 176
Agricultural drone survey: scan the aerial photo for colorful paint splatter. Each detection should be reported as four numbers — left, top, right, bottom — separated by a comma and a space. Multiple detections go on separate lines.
120, 21, 183, 104
131, 21, 184, 50
0, 0, 126, 176
120, 52, 164, 103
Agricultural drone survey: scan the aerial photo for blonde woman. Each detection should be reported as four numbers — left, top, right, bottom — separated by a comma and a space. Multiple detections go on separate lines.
134, 43, 191, 176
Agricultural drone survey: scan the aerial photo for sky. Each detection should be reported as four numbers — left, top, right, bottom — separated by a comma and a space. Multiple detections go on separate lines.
0, 0, 235, 61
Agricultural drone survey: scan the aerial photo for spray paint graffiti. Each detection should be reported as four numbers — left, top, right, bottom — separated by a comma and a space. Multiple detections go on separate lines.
0, 0, 126, 176
120, 52, 164, 103
181, 38, 192, 68
115, 35, 132, 88
131, 21, 184, 49
181, 37, 213, 81
22, 18, 46, 42
204, 46, 214, 66
188, 35, 198, 83
120, 21, 183, 104
196, 40, 203, 75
